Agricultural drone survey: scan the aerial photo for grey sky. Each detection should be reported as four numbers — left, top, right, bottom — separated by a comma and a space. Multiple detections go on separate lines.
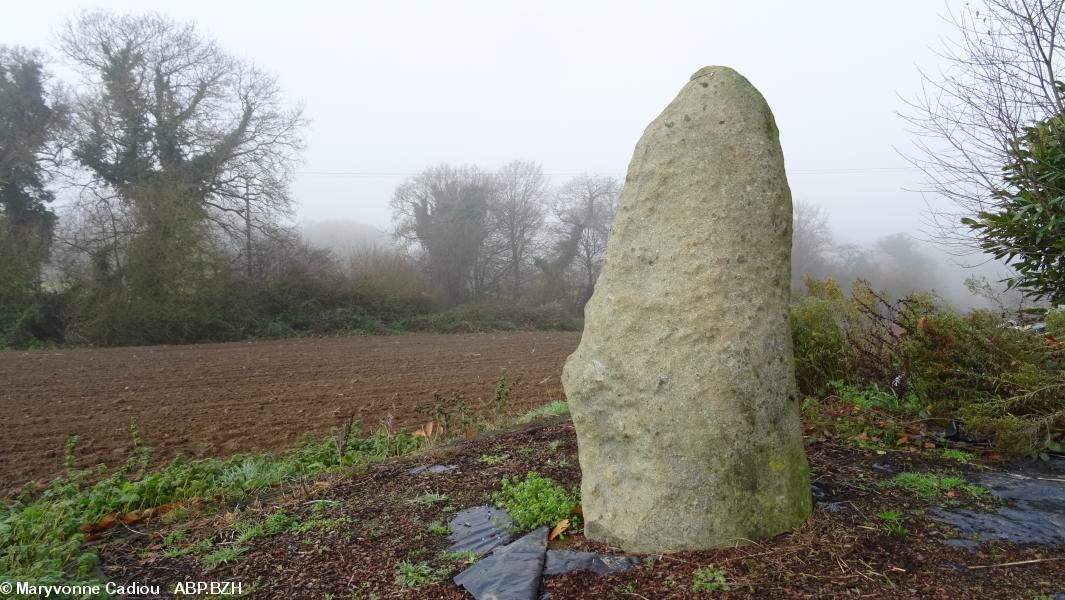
3, 0, 954, 241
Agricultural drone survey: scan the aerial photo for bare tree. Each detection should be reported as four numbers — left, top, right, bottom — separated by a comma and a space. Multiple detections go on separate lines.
901, 0, 1065, 251
391, 164, 494, 304
59, 11, 305, 279
791, 200, 834, 287
492, 160, 548, 299
551, 175, 620, 305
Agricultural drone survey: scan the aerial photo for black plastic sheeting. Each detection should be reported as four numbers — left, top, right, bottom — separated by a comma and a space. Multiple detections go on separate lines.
447, 506, 517, 555
448, 506, 641, 600
542, 550, 643, 576
930, 457, 1065, 546
453, 526, 549, 600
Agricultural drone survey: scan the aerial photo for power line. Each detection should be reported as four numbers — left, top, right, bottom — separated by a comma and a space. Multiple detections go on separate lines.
295, 166, 920, 178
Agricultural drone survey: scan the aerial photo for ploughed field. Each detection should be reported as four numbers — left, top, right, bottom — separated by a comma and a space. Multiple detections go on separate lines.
0, 332, 580, 492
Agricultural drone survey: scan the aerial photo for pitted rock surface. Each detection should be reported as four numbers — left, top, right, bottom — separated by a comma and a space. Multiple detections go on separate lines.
562, 66, 812, 552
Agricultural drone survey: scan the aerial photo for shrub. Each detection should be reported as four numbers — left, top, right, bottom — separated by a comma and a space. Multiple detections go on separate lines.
790, 296, 851, 395
491, 472, 580, 531
801, 278, 1065, 458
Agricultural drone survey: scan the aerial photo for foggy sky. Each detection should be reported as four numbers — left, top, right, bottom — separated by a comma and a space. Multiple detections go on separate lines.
3, 1, 957, 243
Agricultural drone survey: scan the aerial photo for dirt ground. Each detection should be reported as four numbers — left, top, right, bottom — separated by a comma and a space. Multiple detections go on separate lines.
0, 332, 580, 492
99, 418, 1065, 599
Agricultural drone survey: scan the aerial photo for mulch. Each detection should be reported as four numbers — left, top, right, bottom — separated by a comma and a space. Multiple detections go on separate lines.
97, 417, 1065, 599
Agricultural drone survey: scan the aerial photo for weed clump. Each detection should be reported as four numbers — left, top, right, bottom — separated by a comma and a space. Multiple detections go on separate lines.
691, 564, 730, 593
491, 472, 580, 532
394, 560, 450, 588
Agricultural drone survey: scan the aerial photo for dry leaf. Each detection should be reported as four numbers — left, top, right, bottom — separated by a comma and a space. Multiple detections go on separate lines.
549, 519, 570, 541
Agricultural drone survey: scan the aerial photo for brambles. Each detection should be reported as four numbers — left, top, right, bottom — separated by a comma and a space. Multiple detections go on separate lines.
797, 277, 1065, 458
491, 472, 581, 532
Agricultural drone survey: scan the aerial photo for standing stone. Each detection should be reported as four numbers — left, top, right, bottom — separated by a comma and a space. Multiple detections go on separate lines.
561, 66, 811, 552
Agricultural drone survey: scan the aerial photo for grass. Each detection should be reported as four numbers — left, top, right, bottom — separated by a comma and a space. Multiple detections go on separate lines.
233, 508, 304, 542
426, 521, 450, 536
162, 537, 213, 558
440, 550, 481, 565
942, 448, 975, 464
516, 400, 569, 423
881, 472, 988, 500
477, 453, 510, 465
162, 530, 186, 545
491, 472, 581, 532
876, 510, 908, 536
692, 564, 730, 593
203, 545, 247, 569
394, 560, 450, 588
0, 420, 424, 588
411, 492, 449, 506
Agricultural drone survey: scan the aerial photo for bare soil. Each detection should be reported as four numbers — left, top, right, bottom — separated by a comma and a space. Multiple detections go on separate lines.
0, 332, 579, 492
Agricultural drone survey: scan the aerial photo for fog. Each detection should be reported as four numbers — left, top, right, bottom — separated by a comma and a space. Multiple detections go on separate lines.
2, 0, 1013, 307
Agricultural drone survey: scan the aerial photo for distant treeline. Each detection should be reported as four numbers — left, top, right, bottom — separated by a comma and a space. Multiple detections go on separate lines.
1, 11, 1008, 349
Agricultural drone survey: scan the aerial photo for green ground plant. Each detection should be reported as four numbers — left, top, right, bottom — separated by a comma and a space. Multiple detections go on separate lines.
829, 380, 924, 415
477, 453, 510, 465
882, 472, 987, 501
233, 509, 303, 543
439, 550, 482, 565
426, 521, 449, 536
691, 565, 730, 593
411, 492, 449, 506
162, 538, 213, 559
791, 295, 852, 395
876, 510, 908, 536
394, 561, 450, 588
516, 401, 569, 423
942, 449, 975, 464
203, 546, 247, 569
0, 421, 423, 589
491, 472, 580, 532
